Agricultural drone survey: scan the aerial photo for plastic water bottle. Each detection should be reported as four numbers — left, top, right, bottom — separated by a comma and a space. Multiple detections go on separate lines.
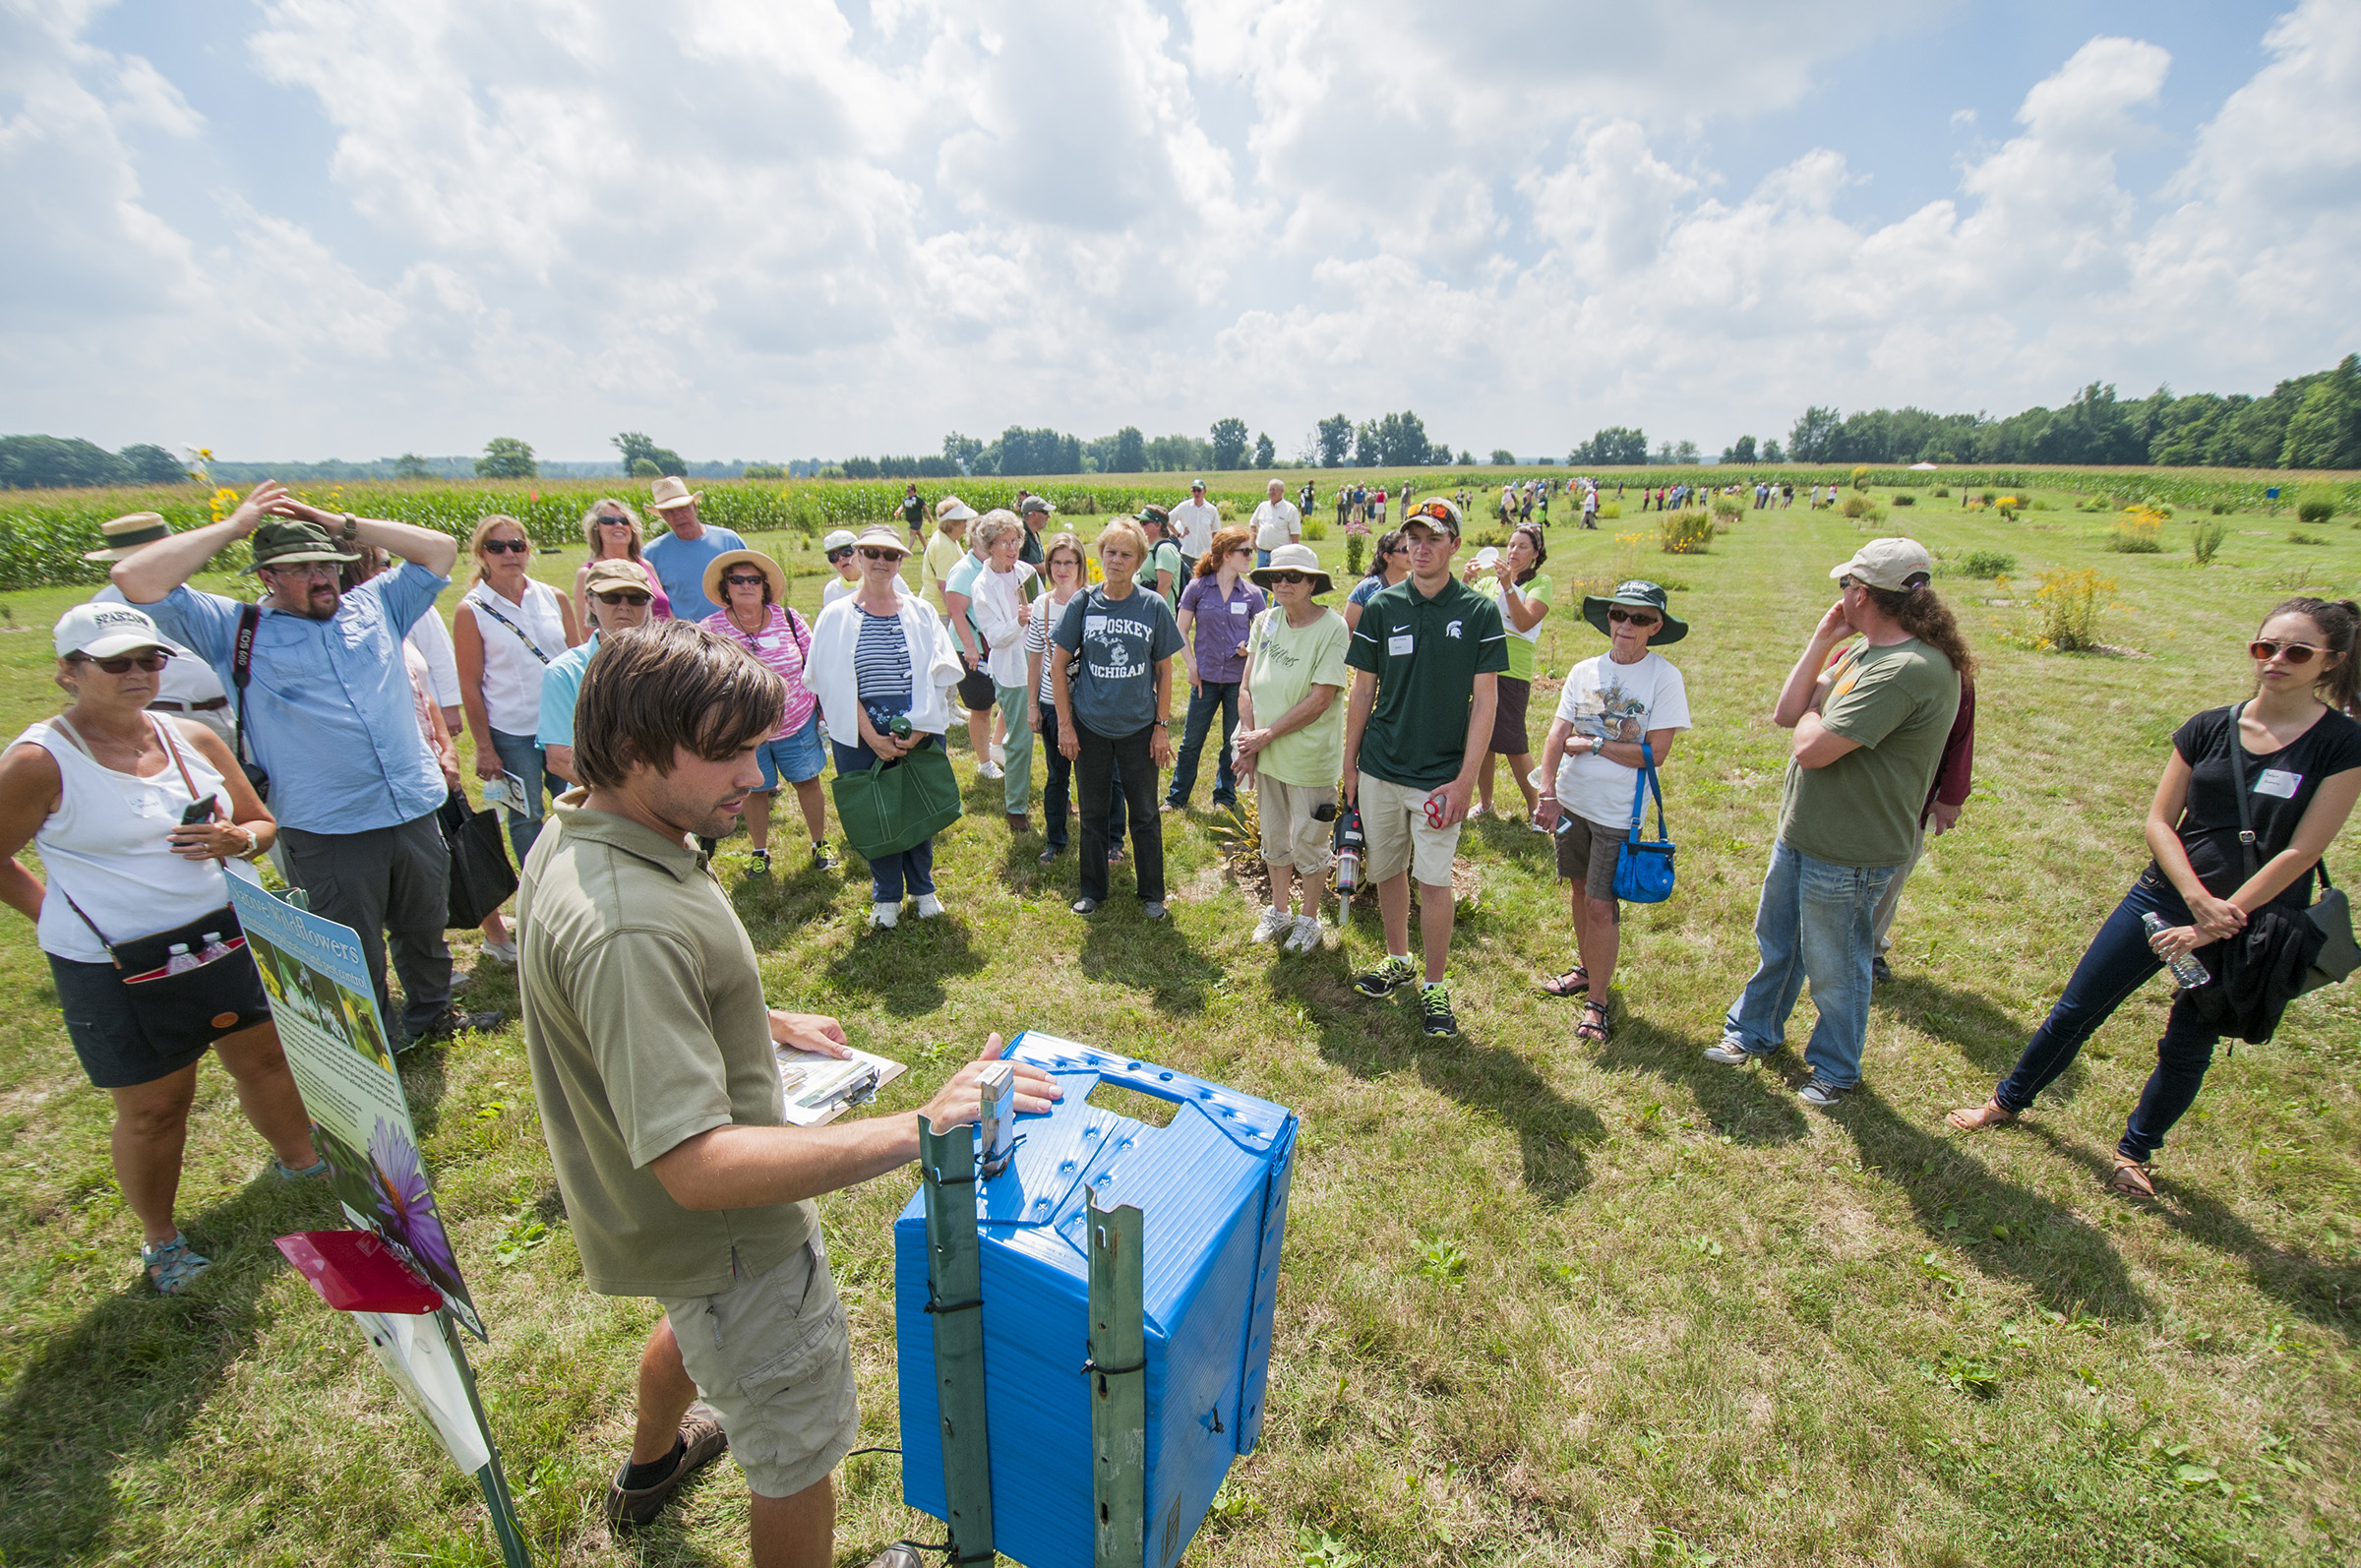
2141, 912, 2210, 989
164, 942, 199, 976
197, 931, 234, 965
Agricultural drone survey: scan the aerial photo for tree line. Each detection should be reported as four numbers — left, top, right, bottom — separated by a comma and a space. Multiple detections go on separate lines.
0, 437, 195, 489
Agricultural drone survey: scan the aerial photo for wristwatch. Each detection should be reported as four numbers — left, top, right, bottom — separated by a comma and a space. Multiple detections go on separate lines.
338, 512, 359, 542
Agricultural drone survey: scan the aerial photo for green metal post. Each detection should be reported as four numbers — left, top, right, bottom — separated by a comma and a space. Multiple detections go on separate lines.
920, 1117, 995, 1564
436, 1308, 531, 1568
1087, 1191, 1146, 1568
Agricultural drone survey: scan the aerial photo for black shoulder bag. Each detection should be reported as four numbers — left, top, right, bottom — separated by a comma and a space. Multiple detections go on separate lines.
231, 602, 269, 801
2224, 701, 2360, 994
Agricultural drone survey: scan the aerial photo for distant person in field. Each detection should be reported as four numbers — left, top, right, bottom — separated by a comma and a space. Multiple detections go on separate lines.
642, 476, 748, 621
1950, 598, 2361, 1198
1170, 479, 1221, 566
1250, 477, 1302, 569
1018, 492, 1056, 568
1705, 539, 1967, 1107
900, 481, 926, 547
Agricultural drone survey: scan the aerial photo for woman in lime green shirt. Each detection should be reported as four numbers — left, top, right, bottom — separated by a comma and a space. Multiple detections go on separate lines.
1470, 524, 1553, 819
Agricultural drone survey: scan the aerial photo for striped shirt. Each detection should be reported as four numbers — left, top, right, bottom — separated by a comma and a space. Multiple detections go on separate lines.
1027, 590, 1081, 703
853, 604, 913, 710
701, 604, 817, 738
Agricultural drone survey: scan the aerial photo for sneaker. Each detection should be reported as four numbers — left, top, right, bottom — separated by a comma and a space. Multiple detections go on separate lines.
1072, 896, 1102, 916
914, 893, 944, 919
481, 937, 518, 966
1353, 955, 1419, 997
1702, 1039, 1758, 1066
1143, 901, 1168, 921
862, 1546, 925, 1568
403, 1008, 504, 1050
1798, 1077, 1851, 1108
977, 760, 1003, 781
1528, 818, 1551, 835
1161, 798, 1183, 814
606, 1401, 729, 1527
1038, 845, 1063, 864
747, 847, 770, 873
1465, 803, 1486, 819
1419, 982, 1459, 1038
1249, 908, 1294, 944
810, 842, 838, 871
1284, 914, 1324, 953
870, 901, 900, 929
1871, 955, 1894, 983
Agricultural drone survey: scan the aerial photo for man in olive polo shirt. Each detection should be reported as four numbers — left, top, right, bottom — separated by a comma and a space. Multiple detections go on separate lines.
1341, 496, 1506, 1038
517, 620, 1058, 1567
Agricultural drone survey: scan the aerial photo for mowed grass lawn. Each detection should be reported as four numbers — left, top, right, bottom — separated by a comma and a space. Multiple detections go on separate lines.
0, 492, 2355, 1567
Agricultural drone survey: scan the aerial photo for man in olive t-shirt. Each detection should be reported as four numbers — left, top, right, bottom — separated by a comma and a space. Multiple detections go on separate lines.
1707, 539, 1964, 1106
518, 621, 1057, 1566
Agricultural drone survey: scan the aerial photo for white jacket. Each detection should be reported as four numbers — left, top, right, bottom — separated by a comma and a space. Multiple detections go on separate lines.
809, 588, 962, 740
971, 566, 1035, 688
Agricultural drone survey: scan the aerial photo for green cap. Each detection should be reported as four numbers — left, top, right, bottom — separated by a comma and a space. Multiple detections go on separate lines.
246, 518, 360, 573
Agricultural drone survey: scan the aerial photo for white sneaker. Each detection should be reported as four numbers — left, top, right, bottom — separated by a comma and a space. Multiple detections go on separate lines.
1465, 803, 1486, 819
481, 938, 518, 966
1284, 914, 1324, 953
990, 741, 1005, 765
977, 760, 1003, 781
915, 893, 944, 919
870, 901, 900, 929
1249, 907, 1293, 944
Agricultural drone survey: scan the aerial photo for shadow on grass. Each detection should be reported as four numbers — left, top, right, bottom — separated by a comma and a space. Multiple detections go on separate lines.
1267, 965, 1604, 1205
1077, 903, 1224, 1014
2025, 1122, 2360, 1340
1873, 973, 2044, 1077
0, 1172, 337, 1565
825, 912, 987, 1017
1590, 1015, 1812, 1147
730, 854, 859, 947
1832, 1090, 2149, 1322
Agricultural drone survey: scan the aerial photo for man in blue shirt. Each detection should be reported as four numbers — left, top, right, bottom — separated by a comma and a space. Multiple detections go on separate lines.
538, 559, 655, 785
640, 476, 747, 621
114, 480, 500, 1048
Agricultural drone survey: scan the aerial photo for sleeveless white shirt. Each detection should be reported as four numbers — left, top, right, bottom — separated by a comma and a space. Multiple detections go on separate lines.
20, 716, 239, 964
461, 579, 568, 734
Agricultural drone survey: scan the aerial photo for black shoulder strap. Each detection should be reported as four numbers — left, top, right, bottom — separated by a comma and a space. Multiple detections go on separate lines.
232, 603, 260, 768
2224, 701, 2265, 883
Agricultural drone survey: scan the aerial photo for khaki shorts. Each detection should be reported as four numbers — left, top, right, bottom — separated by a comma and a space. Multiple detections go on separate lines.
657, 1239, 859, 1500
1554, 810, 1624, 908
1255, 777, 1334, 873
1357, 770, 1462, 887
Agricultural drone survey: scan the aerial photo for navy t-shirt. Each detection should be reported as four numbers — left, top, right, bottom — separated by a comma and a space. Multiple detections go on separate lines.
2164, 703, 2361, 906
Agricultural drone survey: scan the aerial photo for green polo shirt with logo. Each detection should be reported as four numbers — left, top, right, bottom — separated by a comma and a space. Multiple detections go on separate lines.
516, 797, 813, 1297
1345, 574, 1509, 790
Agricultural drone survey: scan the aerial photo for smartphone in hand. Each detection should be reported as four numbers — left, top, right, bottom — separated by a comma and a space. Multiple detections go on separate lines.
180, 799, 215, 826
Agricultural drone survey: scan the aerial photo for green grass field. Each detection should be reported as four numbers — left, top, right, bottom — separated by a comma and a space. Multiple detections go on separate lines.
0, 489, 2355, 1566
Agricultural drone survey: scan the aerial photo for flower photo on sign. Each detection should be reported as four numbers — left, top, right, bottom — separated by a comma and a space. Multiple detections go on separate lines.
369, 1116, 461, 1299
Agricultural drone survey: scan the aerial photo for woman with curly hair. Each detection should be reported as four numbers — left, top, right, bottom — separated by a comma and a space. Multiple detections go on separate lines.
1167, 527, 1264, 812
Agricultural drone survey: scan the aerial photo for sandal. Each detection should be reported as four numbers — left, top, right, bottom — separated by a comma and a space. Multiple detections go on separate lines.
1540, 965, 1591, 998
273, 1155, 329, 1181
141, 1231, 212, 1296
1946, 1100, 2017, 1132
2106, 1156, 2158, 1199
1574, 998, 1611, 1045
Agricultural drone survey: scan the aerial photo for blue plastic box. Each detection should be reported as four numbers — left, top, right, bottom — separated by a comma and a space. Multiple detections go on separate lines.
894, 1033, 1298, 1568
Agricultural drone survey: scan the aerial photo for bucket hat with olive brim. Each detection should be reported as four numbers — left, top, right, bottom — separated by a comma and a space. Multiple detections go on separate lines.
246, 518, 361, 573
1580, 579, 1687, 645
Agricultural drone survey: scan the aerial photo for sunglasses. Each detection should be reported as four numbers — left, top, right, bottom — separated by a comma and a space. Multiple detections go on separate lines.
593, 591, 651, 607
1606, 608, 1661, 627
596, 514, 632, 526
1268, 571, 1313, 585
2250, 638, 2327, 665
826, 549, 855, 563
481, 539, 531, 555
78, 650, 172, 674
1408, 501, 1458, 526
723, 573, 767, 587
858, 547, 903, 562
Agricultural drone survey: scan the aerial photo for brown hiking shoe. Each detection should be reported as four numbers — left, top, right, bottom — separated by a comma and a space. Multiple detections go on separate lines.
605, 1401, 729, 1527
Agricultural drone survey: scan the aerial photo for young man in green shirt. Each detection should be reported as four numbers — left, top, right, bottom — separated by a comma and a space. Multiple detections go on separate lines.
1340, 498, 1508, 1037
516, 620, 1059, 1567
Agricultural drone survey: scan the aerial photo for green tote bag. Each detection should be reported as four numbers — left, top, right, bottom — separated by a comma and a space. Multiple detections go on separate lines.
831, 735, 963, 861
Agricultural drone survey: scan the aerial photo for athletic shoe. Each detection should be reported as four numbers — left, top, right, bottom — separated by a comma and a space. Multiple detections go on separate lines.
481, 937, 518, 966
1703, 1039, 1759, 1066
747, 848, 770, 873
915, 893, 944, 919
1871, 955, 1894, 983
606, 1402, 729, 1527
1284, 914, 1324, 953
977, 760, 1003, 781
1798, 1078, 1850, 1108
1249, 908, 1294, 944
1071, 897, 1102, 916
1464, 804, 1486, 819
1352, 955, 1418, 997
1419, 982, 1459, 1038
810, 842, 838, 871
870, 902, 900, 929
1143, 901, 1168, 921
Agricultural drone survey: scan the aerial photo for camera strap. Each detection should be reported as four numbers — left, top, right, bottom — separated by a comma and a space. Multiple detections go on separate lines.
232, 602, 259, 772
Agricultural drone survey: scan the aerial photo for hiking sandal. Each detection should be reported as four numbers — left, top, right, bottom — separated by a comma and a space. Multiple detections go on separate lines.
141, 1232, 212, 1296
1575, 998, 1610, 1045
2106, 1156, 2158, 1199
1540, 965, 1590, 997
1946, 1100, 2017, 1132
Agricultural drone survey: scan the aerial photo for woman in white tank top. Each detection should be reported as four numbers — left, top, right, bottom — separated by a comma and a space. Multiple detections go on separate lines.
453, 513, 582, 864
0, 601, 321, 1295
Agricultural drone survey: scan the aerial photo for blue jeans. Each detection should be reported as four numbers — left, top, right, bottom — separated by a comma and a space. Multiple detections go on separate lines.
1993, 873, 2224, 1162
1256, 549, 1272, 569
488, 727, 562, 863
1723, 841, 1896, 1090
1166, 680, 1240, 808
831, 738, 937, 902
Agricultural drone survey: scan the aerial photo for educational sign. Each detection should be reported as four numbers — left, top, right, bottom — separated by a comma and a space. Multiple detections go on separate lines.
227, 878, 484, 1340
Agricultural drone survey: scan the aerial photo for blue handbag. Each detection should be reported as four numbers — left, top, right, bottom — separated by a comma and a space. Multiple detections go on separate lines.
1612, 742, 1676, 904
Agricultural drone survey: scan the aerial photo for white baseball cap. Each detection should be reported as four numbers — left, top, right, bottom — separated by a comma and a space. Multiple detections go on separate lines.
822, 529, 859, 553
55, 601, 188, 660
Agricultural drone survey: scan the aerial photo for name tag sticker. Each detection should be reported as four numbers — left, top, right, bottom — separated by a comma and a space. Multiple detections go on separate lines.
1230, 601, 1248, 614
2254, 768, 2302, 799
1084, 616, 1108, 635
1388, 633, 1414, 656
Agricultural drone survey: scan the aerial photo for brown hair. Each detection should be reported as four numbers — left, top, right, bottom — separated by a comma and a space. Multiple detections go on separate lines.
1510, 523, 1547, 586
580, 499, 645, 561
1194, 527, 1252, 578
1862, 581, 1977, 678
572, 621, 784, 789
2263, 596, 2361, 715
1041, 531, 1087, 578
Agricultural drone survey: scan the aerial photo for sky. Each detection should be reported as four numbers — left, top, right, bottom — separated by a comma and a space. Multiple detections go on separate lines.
3, 0, 2356, 465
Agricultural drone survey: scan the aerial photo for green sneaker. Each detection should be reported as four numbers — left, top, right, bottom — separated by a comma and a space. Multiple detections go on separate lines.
1352, 955, 1418, 997
1419, 982, 1459, 1038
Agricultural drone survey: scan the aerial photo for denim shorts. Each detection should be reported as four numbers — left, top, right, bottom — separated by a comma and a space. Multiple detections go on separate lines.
757, 714, 826, 790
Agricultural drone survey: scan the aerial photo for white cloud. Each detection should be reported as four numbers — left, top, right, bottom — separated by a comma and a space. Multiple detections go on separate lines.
0, 0, 2355, 460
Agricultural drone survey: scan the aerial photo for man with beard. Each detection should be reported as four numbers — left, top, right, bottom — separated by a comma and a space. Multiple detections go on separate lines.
516, 619, 1060, 1567
112, 480, 499, 1048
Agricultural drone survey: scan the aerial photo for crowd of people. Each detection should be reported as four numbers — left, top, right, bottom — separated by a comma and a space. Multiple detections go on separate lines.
7, 470, 2359, 1568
